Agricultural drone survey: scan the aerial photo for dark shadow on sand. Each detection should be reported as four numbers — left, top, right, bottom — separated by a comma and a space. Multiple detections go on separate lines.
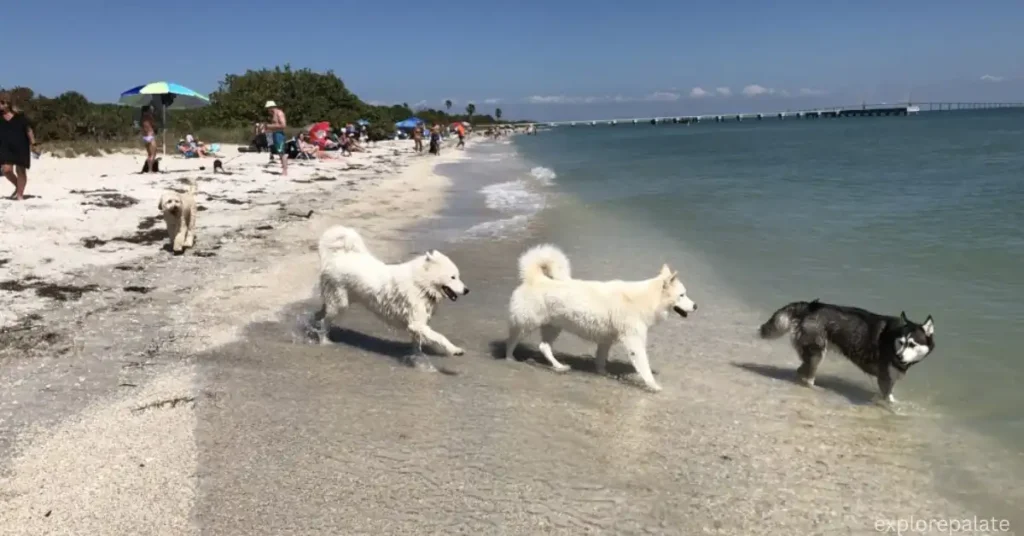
731, 362, 876, 405
279, 301, 458, 375
488, 340, 656, 378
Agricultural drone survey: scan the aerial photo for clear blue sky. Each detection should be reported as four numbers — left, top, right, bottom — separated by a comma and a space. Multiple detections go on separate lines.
7, 0, 1023, 121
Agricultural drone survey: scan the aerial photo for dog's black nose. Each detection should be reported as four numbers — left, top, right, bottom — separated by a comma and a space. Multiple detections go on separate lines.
693, 303, 698, 311
463, 288, 470, 295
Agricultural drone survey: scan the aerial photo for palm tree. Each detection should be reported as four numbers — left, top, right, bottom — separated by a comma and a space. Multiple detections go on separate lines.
465, 103, 476, 124
445, 99, 452, 113
495, 108, 503, 121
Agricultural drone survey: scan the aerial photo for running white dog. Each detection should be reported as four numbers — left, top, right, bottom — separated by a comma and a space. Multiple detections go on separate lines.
504, 245, 697, 392
313, 225, 470, 362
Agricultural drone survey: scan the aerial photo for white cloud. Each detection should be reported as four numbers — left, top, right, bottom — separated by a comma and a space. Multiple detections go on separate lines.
412, 100, 429, 109
526, 95, 583, 104
798, 88, 826, 96
366, 100, 388, 106
715, 87, 732, 97
689, 87, 710, 98
742, 84, 775, 97
525, 94, 635, 104
647, 91, 680, 102
483, 98, 502, 104
981, 74, 1004, 83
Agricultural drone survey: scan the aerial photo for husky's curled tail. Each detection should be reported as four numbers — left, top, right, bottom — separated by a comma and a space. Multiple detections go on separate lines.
318, 225, 369, 268
759, 299, 821, 339
517, 244, 572, 283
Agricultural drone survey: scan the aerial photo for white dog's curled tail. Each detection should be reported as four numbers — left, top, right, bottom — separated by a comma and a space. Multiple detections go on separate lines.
318, 225, 370, 264
518, 244, 572, 283
186, 177, 198, 195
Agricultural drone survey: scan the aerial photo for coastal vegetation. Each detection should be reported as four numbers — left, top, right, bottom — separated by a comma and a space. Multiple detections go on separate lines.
2, 65, 505, 151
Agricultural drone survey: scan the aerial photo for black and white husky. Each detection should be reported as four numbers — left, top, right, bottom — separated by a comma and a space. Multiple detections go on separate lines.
759, 299, 935, 402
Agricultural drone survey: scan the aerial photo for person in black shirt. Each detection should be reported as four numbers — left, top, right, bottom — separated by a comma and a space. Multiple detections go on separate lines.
0, 92, 35, 200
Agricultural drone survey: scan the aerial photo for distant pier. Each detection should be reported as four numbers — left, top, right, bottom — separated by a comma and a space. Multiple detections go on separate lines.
545, 102, 1024, 128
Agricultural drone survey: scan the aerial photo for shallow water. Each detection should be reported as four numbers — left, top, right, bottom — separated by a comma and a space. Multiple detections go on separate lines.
422, 119, 1024, 527
503, 113, 1024, 451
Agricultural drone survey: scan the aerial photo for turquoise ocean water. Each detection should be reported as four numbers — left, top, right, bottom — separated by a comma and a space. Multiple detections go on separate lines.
442, 111, 1024, 454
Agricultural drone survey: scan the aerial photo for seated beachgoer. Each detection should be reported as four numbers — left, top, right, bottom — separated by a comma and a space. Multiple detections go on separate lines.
297, 133, 321, 159
177, 140, 199, 158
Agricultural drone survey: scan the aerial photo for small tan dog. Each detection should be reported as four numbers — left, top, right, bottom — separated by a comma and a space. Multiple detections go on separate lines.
158, 178, 198, 254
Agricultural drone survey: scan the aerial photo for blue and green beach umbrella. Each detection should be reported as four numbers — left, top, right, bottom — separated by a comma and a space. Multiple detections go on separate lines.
119, 82, 210, 154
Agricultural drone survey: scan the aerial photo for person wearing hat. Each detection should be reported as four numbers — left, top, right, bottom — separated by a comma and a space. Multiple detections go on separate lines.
263, 100, 288, 177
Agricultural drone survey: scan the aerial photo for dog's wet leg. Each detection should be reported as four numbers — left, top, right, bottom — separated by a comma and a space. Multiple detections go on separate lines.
623, 335, 661, 392
404, 331, 437, 371
795, 345, 824, 387
316, 284, 348, 345
409, 323, 463, 357
312, 305, 331, 345
538, 325, 569, 372
505, 324, 526, 360
594, 341, 612, 375
877, 372, 896, 404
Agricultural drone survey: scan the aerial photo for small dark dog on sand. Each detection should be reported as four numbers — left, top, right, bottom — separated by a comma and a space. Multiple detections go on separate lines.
759, 299, 935, 403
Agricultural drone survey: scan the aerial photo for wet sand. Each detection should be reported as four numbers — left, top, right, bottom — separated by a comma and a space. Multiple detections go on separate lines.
2, 138, 1022, 535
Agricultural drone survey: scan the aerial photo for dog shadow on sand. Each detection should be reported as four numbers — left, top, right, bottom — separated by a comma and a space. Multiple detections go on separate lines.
731, 362, 876, 406
315, 325, 459, 375
488, 341, 657, 380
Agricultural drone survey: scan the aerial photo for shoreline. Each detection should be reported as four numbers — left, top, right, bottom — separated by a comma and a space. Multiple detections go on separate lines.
428, 136, 1024, 530
0, 134, 1021, 534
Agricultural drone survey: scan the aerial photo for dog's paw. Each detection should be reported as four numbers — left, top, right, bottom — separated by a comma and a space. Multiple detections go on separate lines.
645, 382, 663, 393
449, 347, 465, 356
552, 363, 571, 373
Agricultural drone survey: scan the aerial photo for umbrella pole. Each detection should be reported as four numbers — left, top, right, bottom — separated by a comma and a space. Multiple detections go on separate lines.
162, 106, 167, 156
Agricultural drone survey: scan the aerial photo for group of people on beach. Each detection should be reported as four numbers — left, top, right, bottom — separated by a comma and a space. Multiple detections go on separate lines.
412, 122, 466, 156
0, 92, 36, 201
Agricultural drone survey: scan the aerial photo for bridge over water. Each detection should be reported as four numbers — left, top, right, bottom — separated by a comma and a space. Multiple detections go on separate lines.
539, 102, 1024, 127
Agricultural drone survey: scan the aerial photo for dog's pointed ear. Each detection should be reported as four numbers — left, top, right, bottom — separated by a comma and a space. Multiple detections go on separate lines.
425, 250, 438, 262
900, 311, 908, 323
659, 264, 672, 278
157, 198, 164, 211
922, 315, 934, 336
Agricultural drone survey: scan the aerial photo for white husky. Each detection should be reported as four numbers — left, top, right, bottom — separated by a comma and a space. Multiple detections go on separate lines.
313, 225, 470, 361
504, 245, 697, 392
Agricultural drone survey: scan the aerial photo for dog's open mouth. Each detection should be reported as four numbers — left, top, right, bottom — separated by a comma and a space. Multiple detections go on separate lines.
673, 306, 689, 318
441, 285, 459, 302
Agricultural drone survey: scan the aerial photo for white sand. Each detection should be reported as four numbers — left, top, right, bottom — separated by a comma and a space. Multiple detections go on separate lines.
0, 142, 426, 328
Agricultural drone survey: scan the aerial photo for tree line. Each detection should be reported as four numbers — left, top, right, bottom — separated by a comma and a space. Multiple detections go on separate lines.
2, 65, 514, 144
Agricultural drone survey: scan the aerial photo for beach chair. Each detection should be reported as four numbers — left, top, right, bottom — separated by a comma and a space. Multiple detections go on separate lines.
295, 137, 320, 161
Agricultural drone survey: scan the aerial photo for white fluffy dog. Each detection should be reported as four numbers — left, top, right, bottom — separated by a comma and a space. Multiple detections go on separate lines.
157, 178, 198, 254
313, 225, 470, 362
505, 245, 698, 392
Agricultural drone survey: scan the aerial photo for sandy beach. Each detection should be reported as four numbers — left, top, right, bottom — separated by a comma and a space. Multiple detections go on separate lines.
1, 135, 1022, 535
0, 139, 466, 534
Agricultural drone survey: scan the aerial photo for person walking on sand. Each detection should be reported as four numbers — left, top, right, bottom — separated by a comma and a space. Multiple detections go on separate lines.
264, 100, 288, 177
140, 105, 157, 172
412, 124, 424, 153
0, 93, 36, 200
456, 122, 466, 149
